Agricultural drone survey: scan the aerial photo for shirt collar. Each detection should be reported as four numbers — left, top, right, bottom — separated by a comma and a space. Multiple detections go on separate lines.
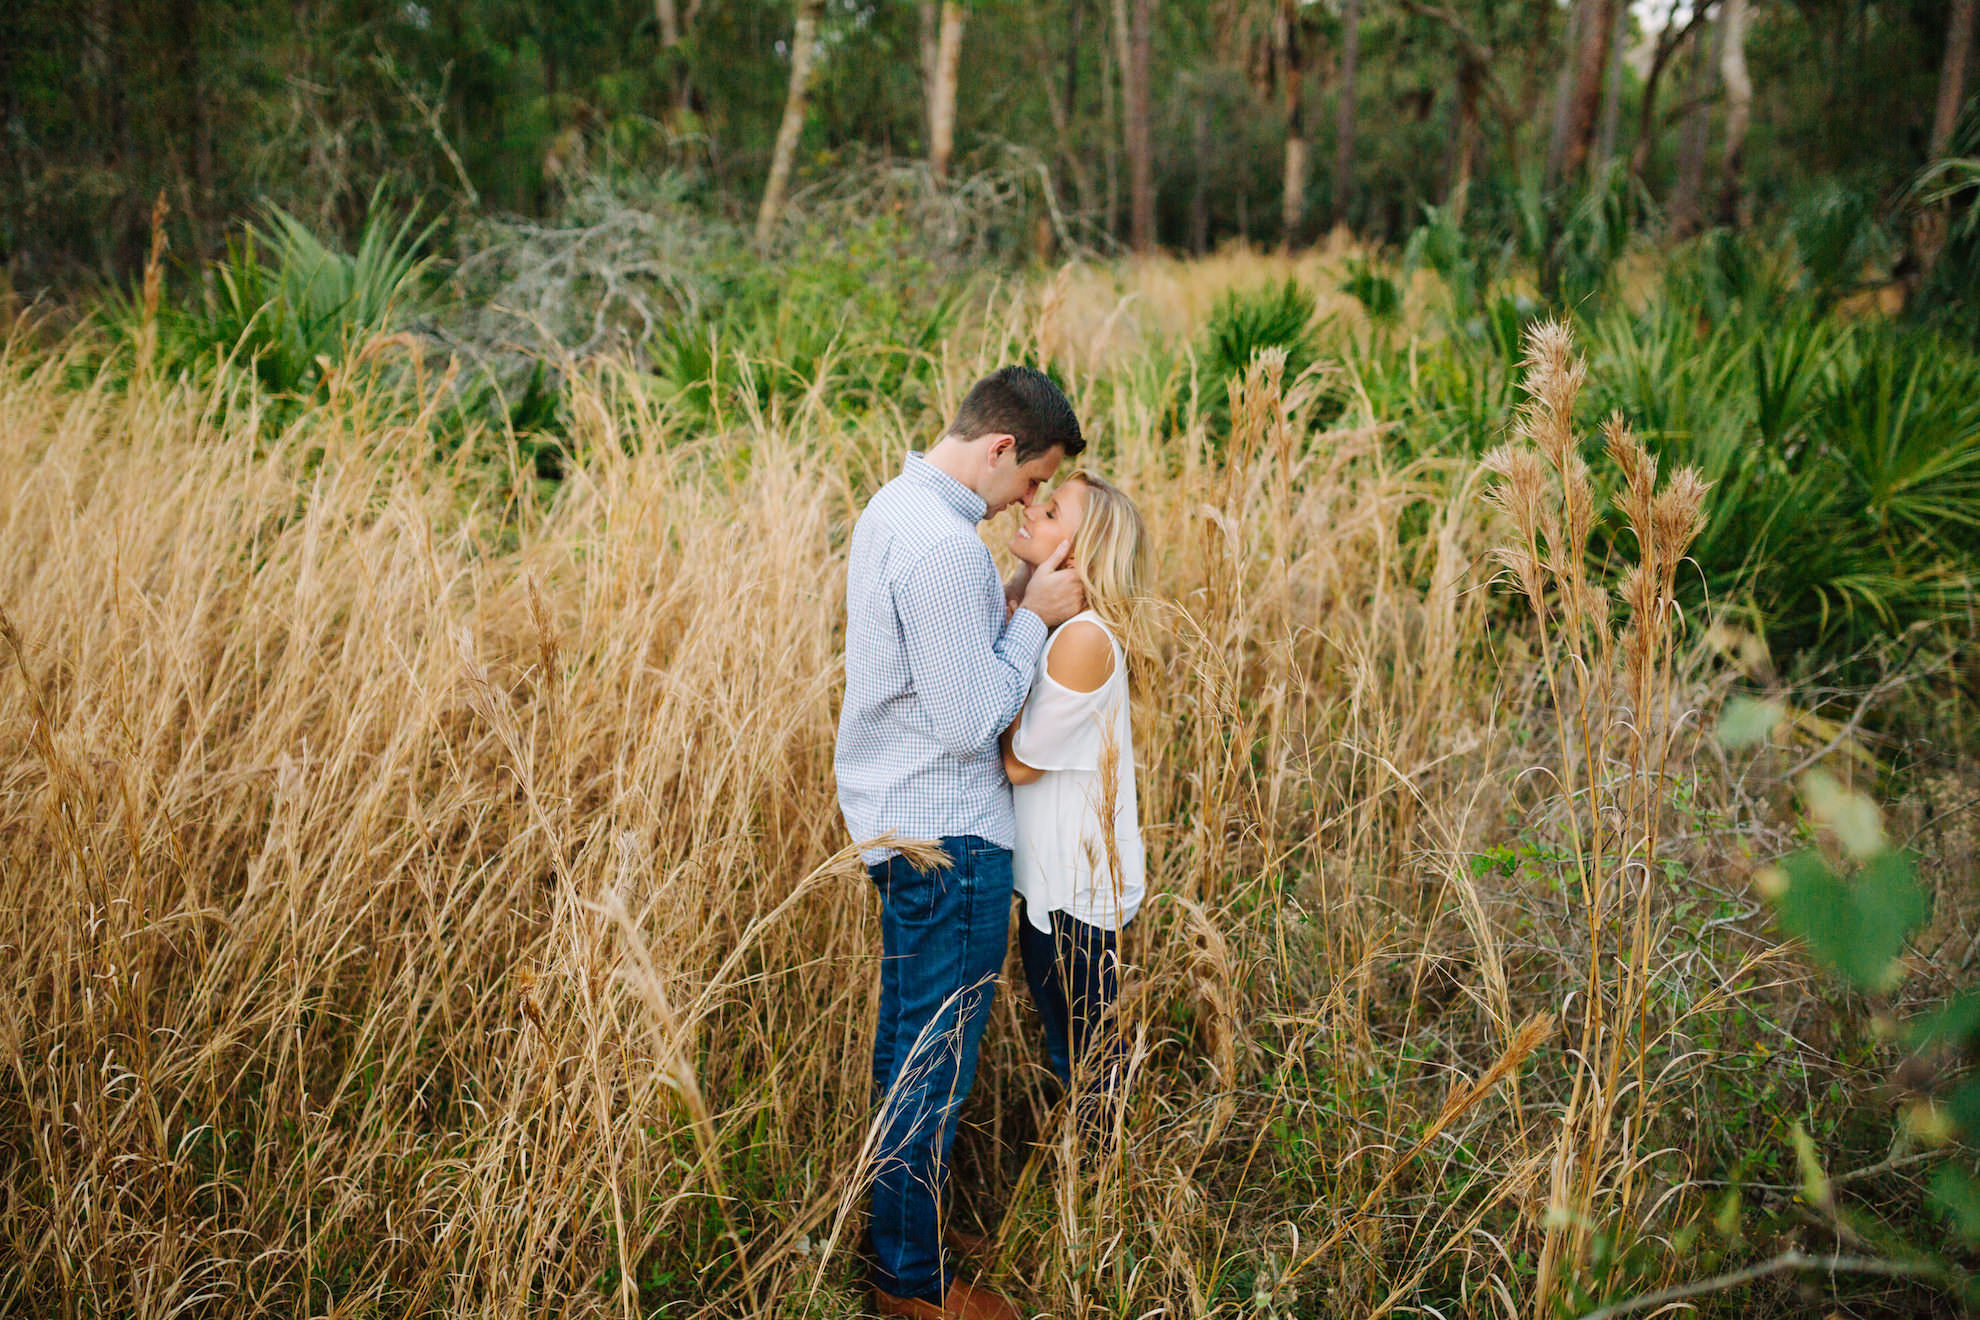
903, 451, 987, 523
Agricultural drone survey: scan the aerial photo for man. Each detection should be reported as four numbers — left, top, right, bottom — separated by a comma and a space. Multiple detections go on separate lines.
836, 366, 1087, 1320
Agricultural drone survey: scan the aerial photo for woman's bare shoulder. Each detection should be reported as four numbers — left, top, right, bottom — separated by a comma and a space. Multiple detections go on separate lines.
1045, 620, 1116, 693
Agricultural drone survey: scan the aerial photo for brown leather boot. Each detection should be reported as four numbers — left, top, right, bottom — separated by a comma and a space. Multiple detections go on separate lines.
871, 1277, 1024, 1320
941, 1224, 996, 1267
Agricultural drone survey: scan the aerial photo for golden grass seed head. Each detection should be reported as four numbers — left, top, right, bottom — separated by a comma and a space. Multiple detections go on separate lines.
1489, 545, 1546, 604
1604, 414, 1657, 537
1482, 443, 1548, 541
1653, 469, 1711, 562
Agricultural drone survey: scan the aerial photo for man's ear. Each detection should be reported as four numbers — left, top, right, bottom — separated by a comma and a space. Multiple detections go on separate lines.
984, 433, 1018, 465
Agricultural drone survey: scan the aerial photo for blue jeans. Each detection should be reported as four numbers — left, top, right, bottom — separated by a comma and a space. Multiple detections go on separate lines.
1015, 897, 1121, 1087
867, 836, 1013, 1302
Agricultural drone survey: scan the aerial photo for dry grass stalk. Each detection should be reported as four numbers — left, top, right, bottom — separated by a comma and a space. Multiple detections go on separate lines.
0, 275, 1777, 1318
1482, 321, 1715, 1315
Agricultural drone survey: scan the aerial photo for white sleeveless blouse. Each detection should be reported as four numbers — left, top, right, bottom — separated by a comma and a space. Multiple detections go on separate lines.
1011, 611, 1145, 933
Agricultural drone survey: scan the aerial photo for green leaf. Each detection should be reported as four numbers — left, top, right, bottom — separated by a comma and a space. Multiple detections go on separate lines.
1929, 1166, 1980, 1246
1772, 849, 1929, 991
1718, 697, 1786, 749
1791, 1122, 1830, 1206
1909, 993, 1980, 1052
1947, 1075, 1980, 1140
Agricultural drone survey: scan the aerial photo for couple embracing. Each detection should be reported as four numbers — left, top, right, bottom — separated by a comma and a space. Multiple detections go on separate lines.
835, 367, 1151, 1320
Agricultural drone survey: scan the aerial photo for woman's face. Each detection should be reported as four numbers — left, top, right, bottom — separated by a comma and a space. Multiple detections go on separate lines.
1010, 479, 1087, 568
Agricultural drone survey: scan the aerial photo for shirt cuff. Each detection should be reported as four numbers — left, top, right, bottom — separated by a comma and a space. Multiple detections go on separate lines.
1000, 607, 1049, 660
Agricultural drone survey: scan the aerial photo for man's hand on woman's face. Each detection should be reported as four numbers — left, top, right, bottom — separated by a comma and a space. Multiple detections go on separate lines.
1018, 539, 1085, 627
1005, 556, 1035, 603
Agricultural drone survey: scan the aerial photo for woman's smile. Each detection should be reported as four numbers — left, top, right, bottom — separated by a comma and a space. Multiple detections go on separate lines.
1009, 479, 1087, 567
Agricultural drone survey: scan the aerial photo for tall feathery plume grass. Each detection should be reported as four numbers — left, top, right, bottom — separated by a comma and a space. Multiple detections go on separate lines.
1482, 321, 1714, 1315
0, 257, 1818, 1319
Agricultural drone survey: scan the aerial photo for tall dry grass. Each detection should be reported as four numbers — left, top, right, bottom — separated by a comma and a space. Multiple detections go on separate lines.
2, 279, 1792, 1317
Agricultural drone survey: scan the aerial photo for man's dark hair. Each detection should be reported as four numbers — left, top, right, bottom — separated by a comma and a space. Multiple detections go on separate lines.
947, 365, 1084, 462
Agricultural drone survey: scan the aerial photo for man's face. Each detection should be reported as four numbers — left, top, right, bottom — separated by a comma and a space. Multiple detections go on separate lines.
979, 437, 1065, 517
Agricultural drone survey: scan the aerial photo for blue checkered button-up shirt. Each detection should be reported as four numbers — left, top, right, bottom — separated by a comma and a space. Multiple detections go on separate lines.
836, 453, 1049, 861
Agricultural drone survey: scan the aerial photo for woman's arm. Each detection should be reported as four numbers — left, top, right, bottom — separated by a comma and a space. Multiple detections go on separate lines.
1005, 624, 1116, 784
1002, 712, 1043, 785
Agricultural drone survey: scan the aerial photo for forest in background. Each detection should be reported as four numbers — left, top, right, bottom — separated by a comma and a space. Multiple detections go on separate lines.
3, 0, 1977, 318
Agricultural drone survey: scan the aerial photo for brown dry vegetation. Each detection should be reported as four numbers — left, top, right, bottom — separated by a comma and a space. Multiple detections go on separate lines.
1, 263, 1969, 1318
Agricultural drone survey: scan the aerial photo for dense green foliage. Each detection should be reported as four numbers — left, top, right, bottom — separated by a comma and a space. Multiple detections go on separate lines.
4, 0, 1974, 315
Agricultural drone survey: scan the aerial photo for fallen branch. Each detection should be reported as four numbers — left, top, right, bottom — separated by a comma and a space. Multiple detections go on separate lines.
1574, 1250, 1950, 1320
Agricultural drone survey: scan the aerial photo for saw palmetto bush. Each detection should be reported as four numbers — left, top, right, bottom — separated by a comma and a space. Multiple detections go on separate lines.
1583, 300, 1980, 663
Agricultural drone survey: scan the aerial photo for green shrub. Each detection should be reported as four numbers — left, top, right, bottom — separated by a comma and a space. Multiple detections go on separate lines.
95, 194, 435, 401
1196, 277, 1319, 439
1786, 179, 1895, 307
1586, 299, 1980, 663
198, 199, 435, 397
1339, 255, 1400, 325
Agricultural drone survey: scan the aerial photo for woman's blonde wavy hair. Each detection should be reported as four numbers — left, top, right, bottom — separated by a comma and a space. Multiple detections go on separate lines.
1064, 468, 1152, 670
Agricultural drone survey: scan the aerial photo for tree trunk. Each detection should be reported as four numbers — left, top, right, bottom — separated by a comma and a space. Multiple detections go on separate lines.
1596, 0, 1628, 166
1560, 0, 1621, 180
1276, 0, 1308, 246
1191, 90, 1210, 254
1544, 0, 1585, 185
655, 0, 698, 113
1931, 0, 1977, 160
1716, 0, 1750, 227
1103, 0, 1122, 239
1123, 0, 1155, 252
1915, 0, 1977, 279
927, 1, 966, 181
1670, 16, 1716, 236
1027, 5, 1097, 217
754, 0, 826, 248
1629, 0, 1718, 181
1445, 56, 1482, 222
1332, 0, 1360, 228
918, 1, 938, 148
171, 0, 210, 256
1065, 0, 1085, 122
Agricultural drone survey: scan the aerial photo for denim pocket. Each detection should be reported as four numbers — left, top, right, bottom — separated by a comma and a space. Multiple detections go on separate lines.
876, 852, 940, 923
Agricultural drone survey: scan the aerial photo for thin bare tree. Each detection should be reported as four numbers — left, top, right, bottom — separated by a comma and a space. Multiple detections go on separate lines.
1914, 0, 1977, 277
1022, 3, 1097, 218
754, 0, 826, 248
1559, 0, 1622, 179
1274, 0, 1311, 245
1332, 0, 1361, 228
1544, 0, 1585, 183
1715, 0, 1750, 225
1595, 0, 1628, 165
1445, 54, 1484, 220
1931, 0, 1977, 160
924, 1, 967, 181
1670, 11, 1719, 235
1115, 0, 1154, 252
1627, 0, 1720, 182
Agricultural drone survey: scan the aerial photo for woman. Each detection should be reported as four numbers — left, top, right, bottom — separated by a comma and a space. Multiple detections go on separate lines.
1000, 469, 1150, 1133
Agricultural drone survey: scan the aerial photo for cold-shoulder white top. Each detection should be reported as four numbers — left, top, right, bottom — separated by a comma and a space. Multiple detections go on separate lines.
1010, 610, 1145, 933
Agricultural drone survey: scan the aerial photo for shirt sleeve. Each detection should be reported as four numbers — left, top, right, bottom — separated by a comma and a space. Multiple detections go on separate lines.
1011, 669, 1112, 773
894, 534, 1048, 757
